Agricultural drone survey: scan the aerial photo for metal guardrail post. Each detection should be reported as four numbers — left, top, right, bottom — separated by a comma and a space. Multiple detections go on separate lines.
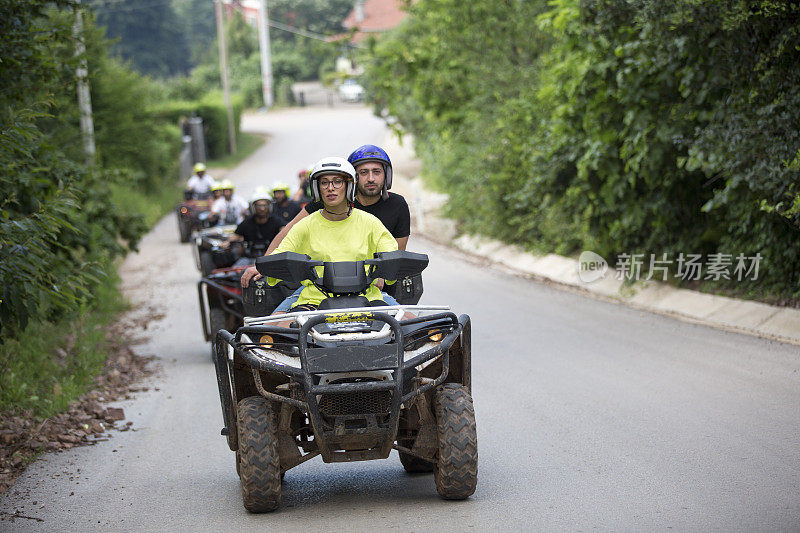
179, 135, 193, 181
188, 117, 206, 164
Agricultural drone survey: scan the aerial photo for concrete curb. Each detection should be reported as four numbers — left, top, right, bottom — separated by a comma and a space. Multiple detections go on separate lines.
382, 132, 800, 346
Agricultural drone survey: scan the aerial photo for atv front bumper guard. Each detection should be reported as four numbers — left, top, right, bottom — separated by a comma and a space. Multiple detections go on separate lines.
213, 310, 470, 462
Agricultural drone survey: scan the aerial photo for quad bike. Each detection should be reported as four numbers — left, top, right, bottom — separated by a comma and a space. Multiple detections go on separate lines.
212, 250, 476, 512
177, 191, 214, 243
198, 252, 298, 359
193, 224, 237, 276
198, 265, 249, 357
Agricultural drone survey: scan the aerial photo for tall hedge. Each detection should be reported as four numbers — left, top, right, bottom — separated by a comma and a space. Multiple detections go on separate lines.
157, 92, 243, 160
0, 1, 179, 339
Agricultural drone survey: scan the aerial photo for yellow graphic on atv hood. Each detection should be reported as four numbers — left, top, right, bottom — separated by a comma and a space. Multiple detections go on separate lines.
324, 312, 375, 323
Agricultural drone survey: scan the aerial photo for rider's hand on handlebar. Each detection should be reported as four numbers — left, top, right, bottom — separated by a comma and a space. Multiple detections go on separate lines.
374, 277, 385, 290
240, 265, 261, 288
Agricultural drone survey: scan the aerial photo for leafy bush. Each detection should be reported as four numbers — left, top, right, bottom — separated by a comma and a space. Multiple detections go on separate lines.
363, 0, 800, 300
0, 1, 182, 338
157, 92, 243, 159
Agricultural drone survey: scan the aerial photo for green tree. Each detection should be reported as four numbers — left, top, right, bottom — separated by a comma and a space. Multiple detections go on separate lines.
172, 0, 216, 65
363, 0, 800, 299
269, 0, 353, 38
1, 0, 178, 338
91, 0, 191, 77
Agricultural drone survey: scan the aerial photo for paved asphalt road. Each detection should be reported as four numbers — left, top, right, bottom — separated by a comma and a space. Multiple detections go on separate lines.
1, 106, 799, 531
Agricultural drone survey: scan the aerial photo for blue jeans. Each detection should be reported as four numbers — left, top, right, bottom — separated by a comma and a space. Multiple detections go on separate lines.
274, 287, 399, 312
382, 293, 399, 306
274, 286, 303, 313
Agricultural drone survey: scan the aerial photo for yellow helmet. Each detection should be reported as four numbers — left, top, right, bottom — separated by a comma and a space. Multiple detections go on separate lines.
271, 181, 291, 197
220, 179, 235, 191
193, 162, 207, 173
210, 180, 224, 192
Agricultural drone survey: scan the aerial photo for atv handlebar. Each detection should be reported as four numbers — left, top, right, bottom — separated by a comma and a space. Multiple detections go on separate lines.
254, 250, 429, 296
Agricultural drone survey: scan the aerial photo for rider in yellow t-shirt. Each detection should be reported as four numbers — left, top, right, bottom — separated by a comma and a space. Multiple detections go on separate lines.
268, 157, 397, 312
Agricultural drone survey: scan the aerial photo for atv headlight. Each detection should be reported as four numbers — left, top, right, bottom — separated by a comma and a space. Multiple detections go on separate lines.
427, 329, 443, 342
259, 334, 274, 348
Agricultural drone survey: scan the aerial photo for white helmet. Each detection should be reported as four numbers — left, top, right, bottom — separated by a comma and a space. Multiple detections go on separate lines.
249, 188, 272, 214
309, 157, 357, 202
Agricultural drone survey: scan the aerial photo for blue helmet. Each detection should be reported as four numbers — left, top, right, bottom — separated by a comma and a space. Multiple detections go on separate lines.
348, 144, 393, 199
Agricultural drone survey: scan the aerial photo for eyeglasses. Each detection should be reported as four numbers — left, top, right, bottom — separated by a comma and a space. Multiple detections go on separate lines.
318, 177, 347, 189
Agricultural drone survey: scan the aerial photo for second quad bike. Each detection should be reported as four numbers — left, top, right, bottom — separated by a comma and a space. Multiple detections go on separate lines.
198, 265, 248, 356
198, 263, 298, 359
193, 224, 237, 276
212, 250, 477, 512
194, 225, 271, 276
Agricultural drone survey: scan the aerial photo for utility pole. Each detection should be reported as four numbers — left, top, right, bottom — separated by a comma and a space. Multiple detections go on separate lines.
73, 0, 96, 166
214, 0, 237, 154
257, 0, 274, 108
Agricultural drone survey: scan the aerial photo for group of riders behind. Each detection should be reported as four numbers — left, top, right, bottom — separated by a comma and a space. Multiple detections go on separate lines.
186, 144, 412, 313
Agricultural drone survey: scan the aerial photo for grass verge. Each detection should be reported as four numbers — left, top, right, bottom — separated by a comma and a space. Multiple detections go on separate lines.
0, 269, 126, 418
110, 180, 184, 228
0, 174, 181, 418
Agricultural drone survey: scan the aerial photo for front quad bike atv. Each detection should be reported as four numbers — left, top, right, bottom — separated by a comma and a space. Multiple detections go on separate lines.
212, 250, 476, 512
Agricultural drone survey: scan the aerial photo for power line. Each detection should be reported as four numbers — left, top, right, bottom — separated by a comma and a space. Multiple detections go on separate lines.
268, 20, 364, 49
88, 0, 176, 14
88, 0, 362, 48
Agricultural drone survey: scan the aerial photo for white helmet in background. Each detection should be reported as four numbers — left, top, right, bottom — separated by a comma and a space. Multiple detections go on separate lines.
309, 157, 357, 202
249, 187, 273, 215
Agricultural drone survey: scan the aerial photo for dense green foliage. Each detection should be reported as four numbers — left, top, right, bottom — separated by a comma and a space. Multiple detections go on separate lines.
172, 0, 217, 66
0, 0, 180, 339
91, 0, 192, 77
158, 93, 244, 160
365, 0, 800, 300
90, 0, 353, 109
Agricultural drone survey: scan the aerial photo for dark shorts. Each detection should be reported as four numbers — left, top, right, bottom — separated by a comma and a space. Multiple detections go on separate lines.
289, 303, 317, 312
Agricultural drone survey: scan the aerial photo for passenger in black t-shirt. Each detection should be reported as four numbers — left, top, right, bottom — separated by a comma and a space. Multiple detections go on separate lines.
270, 182, 301, 227
234, 214, 282, 247
242, 145, 412, 288
222, 189, 282, 266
